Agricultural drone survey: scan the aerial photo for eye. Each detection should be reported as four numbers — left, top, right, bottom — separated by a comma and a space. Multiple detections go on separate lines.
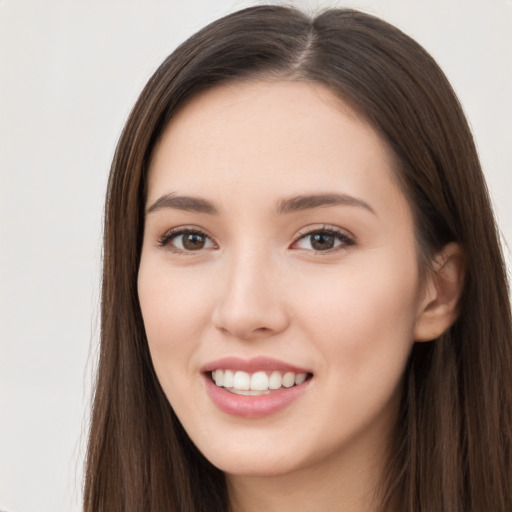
159, 228, 216, 253
292, 227, 355, 253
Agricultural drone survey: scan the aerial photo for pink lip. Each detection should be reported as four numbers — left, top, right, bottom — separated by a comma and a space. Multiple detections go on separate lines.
204, 376, 311, 419
202, 357, 312, 419
202, 356, 310, 374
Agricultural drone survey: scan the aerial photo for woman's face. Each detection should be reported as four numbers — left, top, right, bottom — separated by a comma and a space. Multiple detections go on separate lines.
138, 80, 428, 478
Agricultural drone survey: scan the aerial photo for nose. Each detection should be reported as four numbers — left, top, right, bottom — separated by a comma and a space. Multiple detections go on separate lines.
211, 248, 290, 340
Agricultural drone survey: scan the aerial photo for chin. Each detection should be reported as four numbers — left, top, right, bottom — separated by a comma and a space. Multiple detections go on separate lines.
191, 429, 327, 478
207, 452, 303, 477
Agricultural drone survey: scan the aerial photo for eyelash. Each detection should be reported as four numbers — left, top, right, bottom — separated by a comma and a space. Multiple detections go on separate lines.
157, 225, 355, 255
292, 226, 355, 254
157, 227, 217, 253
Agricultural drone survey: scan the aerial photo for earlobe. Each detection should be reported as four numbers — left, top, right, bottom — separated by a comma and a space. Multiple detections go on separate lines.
414, 242, 465, 342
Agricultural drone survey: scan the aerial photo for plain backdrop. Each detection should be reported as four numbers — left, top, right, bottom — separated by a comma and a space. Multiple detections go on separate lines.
1, 1, 511, 511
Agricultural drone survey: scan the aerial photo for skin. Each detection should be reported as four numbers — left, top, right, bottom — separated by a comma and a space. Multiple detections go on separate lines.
137, 80, 462, 512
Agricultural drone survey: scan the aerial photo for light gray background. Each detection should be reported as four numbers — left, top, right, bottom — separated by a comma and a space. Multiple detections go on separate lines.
1, 1, 511, 511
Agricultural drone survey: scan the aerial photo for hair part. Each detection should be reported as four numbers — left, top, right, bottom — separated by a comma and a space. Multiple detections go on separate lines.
85, 5, 512, 511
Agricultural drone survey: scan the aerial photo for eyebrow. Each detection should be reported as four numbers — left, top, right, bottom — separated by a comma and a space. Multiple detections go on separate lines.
277, 193, 376, 215
147, 193, 218, 214
147, 192, 375, 216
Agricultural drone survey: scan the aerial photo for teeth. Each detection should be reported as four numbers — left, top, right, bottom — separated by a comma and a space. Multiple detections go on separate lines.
282, 372, 295, 388
250, 371, 269, 391
223, 369, 234, 388
230, 388, 272, 396
269, 371, 282, 390
295, 373, 307, 385
211, 369, 309, 392
233, 371, 250, 390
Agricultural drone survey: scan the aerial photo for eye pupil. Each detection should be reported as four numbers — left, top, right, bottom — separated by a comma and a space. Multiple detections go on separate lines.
183, 233, 205, 250
311, 233, 335, 250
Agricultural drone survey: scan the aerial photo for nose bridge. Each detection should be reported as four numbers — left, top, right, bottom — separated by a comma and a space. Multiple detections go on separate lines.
213, 241, 288, 339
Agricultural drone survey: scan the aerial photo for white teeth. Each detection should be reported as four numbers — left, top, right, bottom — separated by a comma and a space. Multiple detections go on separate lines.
269, 371, 282, 389
223, 369, 234, 388
233, 371, 250, 390
282, 372, 295, 388
230, 388, 272, 396
250, 371, 269, 391
295, 373, 307, 385
211, 369, 309, 392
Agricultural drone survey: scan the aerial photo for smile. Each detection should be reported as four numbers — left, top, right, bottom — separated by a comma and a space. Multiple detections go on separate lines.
203, 357, 313, 418
211, 369, 308, 395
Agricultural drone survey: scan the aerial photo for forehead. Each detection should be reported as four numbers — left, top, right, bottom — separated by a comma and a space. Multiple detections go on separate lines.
147, 80, 406, 219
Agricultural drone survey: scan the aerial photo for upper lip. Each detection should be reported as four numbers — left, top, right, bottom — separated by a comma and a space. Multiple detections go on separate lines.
202, 356, 311, 374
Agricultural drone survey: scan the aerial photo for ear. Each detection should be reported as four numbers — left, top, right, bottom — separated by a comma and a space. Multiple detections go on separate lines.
414, 242, 465, 342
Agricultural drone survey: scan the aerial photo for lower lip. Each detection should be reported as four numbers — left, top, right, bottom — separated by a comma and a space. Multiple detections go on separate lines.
204, 374, 311, 419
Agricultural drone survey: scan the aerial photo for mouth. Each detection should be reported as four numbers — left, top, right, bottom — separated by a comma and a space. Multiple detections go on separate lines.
202, 357, 313, 418
210, 369, 312, 395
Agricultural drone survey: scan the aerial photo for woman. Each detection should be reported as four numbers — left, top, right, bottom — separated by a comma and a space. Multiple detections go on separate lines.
84, 5, 512, 511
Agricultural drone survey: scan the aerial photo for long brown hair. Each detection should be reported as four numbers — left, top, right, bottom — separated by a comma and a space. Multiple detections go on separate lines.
84, 6, 512, 511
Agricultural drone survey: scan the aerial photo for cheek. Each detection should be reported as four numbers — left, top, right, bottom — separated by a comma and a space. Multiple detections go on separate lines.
137, 259, 211, 380
294, 254, 421, 374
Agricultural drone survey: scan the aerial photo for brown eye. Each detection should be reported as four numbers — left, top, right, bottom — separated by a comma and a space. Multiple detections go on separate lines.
292, 228, 354, 253
182, 233, 207, 250
310, 232, 336, 251
160, 229, 216, 252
